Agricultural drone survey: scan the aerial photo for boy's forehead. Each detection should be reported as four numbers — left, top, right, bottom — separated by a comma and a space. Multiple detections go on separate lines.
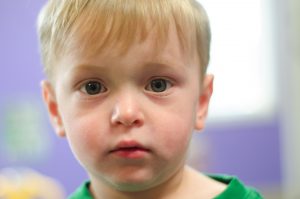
64, 24, 200, 78
73, 21, 182, 58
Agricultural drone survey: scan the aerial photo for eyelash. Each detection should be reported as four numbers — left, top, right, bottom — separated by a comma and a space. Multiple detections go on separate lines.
145, 78, 172, 93
79, 80, 107, 96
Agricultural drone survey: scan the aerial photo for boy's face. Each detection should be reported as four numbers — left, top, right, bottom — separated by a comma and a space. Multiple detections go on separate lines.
42, 22, 213, 191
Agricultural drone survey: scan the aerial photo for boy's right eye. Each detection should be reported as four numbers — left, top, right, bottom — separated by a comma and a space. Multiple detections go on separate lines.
80, 81, 107, 95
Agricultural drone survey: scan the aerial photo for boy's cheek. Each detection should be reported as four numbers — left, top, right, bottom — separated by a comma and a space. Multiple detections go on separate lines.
156, 115, 194, 148
62, 119, 106, 161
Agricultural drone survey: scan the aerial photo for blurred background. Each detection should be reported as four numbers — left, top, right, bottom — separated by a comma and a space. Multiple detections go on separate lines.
0, 0, 299, 198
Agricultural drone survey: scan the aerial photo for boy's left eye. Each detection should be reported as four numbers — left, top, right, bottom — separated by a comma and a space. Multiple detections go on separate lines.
145, 78, 171, 92
80, 81, 107, 95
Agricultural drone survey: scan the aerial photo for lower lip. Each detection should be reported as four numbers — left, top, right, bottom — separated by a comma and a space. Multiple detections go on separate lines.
112, 149, 150, 159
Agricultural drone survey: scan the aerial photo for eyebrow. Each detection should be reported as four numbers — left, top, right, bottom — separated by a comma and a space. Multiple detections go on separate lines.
68, 64, 108, 74
142, 61, 186, 73
76, 63, 107, 70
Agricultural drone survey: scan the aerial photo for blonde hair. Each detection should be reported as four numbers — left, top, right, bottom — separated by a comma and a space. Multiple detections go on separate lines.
37, 0, 211, 80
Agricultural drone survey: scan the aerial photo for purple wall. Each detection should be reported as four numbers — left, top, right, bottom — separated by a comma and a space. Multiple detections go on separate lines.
0, 0, 87, 194
0, 0, 281, 195
205, 118, 282, 186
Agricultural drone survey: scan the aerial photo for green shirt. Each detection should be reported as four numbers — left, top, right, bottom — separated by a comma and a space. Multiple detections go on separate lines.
210, 175, 263, 199
69, 175, 263, 199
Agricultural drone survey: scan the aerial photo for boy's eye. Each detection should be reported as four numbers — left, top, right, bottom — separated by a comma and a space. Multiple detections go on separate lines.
80, 81, 107, 95
146, 79, 171, 92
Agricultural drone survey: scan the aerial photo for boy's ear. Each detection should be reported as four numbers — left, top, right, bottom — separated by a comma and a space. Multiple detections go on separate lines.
195, 74, 214, 131
41, 80, 66, 137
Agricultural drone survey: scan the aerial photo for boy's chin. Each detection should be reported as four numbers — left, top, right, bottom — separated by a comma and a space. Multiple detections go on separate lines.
111, 176, 158, 192
104, 173, 164, 193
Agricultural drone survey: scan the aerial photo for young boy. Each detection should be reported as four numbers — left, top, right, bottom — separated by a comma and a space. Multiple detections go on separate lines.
37, 0, 262, 198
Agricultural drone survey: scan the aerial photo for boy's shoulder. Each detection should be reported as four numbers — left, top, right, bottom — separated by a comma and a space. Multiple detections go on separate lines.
68, 175, 263, 199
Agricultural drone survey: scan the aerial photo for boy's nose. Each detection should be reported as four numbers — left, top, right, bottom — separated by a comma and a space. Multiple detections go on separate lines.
110, 93, 144, 127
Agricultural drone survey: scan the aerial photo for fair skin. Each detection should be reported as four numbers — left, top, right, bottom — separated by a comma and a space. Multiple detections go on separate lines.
42, 22, 226, 199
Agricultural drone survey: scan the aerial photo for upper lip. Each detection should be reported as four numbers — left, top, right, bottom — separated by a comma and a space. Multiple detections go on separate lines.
109, 140, 150, 153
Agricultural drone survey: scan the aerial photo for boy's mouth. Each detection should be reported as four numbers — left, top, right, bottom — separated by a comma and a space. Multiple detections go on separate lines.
109, 141, 151, 159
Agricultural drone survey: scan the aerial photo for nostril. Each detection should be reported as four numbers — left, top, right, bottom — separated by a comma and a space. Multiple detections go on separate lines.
116, 117, 142, 127
111, 107, 144, 127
